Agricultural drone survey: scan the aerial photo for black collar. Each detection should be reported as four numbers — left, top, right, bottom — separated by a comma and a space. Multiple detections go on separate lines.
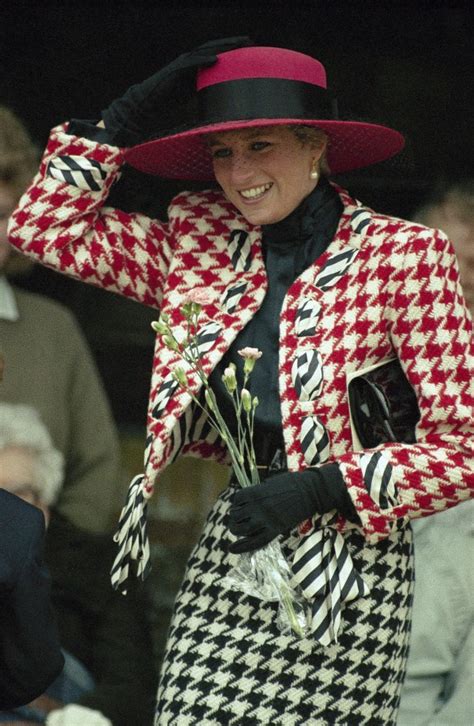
261, 177, 339, 249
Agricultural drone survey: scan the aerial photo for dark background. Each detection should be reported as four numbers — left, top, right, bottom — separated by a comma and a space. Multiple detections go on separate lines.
2, 0, 473, 429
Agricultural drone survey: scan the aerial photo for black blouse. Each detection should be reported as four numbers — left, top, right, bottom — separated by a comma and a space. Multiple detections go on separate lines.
208, 177, 343, 459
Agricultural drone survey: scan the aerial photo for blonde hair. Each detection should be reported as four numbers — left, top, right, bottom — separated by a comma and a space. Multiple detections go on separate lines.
0, 106, 39, 203
290, 125, 330, 175
0, 403, 64, 505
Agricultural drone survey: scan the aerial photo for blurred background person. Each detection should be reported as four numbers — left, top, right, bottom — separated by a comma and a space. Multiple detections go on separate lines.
412, 180, 474, 314
0, 356, 63, 713
0, 402, 157, 726
0, 108, 152, 720
0, 105, 157, 724
0, 489, 64, 714
0, 104, 127, 536
398, 180, 474, 725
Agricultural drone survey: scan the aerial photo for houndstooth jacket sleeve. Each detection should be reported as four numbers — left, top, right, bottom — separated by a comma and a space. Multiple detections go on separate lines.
8, 124, 173, 308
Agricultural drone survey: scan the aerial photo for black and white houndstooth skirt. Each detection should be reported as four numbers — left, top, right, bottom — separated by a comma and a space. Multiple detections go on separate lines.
155, 484, 414, 725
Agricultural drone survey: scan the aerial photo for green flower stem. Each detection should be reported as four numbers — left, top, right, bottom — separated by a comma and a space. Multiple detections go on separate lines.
278, 579, 305, 638
176, 380, 248, 487
265, 548, 305, 638
231, 389, 244, 449
246, 405, 259, 486
203, 387, 249, 487
158, 315, 259, 489
158, 310, 306, 638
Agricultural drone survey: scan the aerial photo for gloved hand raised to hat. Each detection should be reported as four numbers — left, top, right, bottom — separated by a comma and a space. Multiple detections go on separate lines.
102, 36, 253, 147
228, 464, 357, 554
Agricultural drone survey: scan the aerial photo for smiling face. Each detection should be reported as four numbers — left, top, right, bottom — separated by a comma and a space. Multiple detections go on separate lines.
209, 126, 325, 226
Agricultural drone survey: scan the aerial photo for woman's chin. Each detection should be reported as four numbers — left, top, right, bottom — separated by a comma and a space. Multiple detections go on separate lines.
237, 204, 284, 227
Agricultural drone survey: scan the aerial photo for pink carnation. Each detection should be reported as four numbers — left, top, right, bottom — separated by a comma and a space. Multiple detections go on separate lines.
185, 288, 213, 306
238, 347, 263, 360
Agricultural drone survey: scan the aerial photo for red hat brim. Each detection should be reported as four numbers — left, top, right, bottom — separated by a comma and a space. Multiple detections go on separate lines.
124, 118, 405, 180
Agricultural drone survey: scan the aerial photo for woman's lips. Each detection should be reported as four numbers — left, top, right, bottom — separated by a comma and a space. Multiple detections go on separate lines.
238, 182, 273, 202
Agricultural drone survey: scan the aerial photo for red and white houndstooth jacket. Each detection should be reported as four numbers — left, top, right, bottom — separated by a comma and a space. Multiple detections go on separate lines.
8, 125, 474, 548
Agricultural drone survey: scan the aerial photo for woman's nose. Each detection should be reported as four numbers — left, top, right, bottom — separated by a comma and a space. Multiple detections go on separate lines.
229, 153, 254, 184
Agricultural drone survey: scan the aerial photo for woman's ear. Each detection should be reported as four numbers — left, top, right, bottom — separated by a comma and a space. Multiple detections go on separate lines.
310, 136, 327, 159
310, 134, 330, 176
310, 158, 320, 180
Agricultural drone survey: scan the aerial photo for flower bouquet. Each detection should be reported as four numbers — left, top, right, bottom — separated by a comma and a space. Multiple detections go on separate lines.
152, 290, 308, 637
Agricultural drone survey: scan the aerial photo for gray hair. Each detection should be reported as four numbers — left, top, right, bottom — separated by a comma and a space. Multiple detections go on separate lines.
0, 403, 64, 505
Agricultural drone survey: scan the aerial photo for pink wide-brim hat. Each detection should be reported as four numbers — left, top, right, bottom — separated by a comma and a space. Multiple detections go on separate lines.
125, 46, 405, 179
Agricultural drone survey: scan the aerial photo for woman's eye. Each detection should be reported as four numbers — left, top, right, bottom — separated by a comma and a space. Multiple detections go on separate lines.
251, 141, 271, 151
212, 148, 231, 159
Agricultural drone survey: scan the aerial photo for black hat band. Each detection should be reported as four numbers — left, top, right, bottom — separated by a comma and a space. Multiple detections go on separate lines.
197, 78, 338, 126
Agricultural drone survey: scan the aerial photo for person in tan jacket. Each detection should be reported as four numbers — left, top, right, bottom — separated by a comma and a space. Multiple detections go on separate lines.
0, 104, 126, 534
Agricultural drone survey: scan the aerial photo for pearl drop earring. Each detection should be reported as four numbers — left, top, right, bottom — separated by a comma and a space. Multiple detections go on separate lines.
310, 160, 319, 180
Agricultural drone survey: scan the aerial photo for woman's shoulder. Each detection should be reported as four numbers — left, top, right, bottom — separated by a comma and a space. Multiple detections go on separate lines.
343, 198, 450, 256
370, 215, 452, 266
335, 184, 442, 245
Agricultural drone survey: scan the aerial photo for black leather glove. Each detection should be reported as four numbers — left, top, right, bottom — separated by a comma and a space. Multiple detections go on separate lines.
102, 36, 252, 146
228, 463, 356, 554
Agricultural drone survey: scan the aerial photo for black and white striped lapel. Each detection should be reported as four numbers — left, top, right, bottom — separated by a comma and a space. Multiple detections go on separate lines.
350, 207, 372, 235
228, 229, 252, 272
151, 374, 180, 419
168, 400, 224, 465
313, 203, 372, 291
195, 321, 222, 356
300, 415, 330, 466
221, 281, 248, 314
295, 298, 322, 337
291, 348, 324, 401
315, 247, 359, 290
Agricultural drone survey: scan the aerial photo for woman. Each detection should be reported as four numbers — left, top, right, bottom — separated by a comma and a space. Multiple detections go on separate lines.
8, 40, 474, 724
